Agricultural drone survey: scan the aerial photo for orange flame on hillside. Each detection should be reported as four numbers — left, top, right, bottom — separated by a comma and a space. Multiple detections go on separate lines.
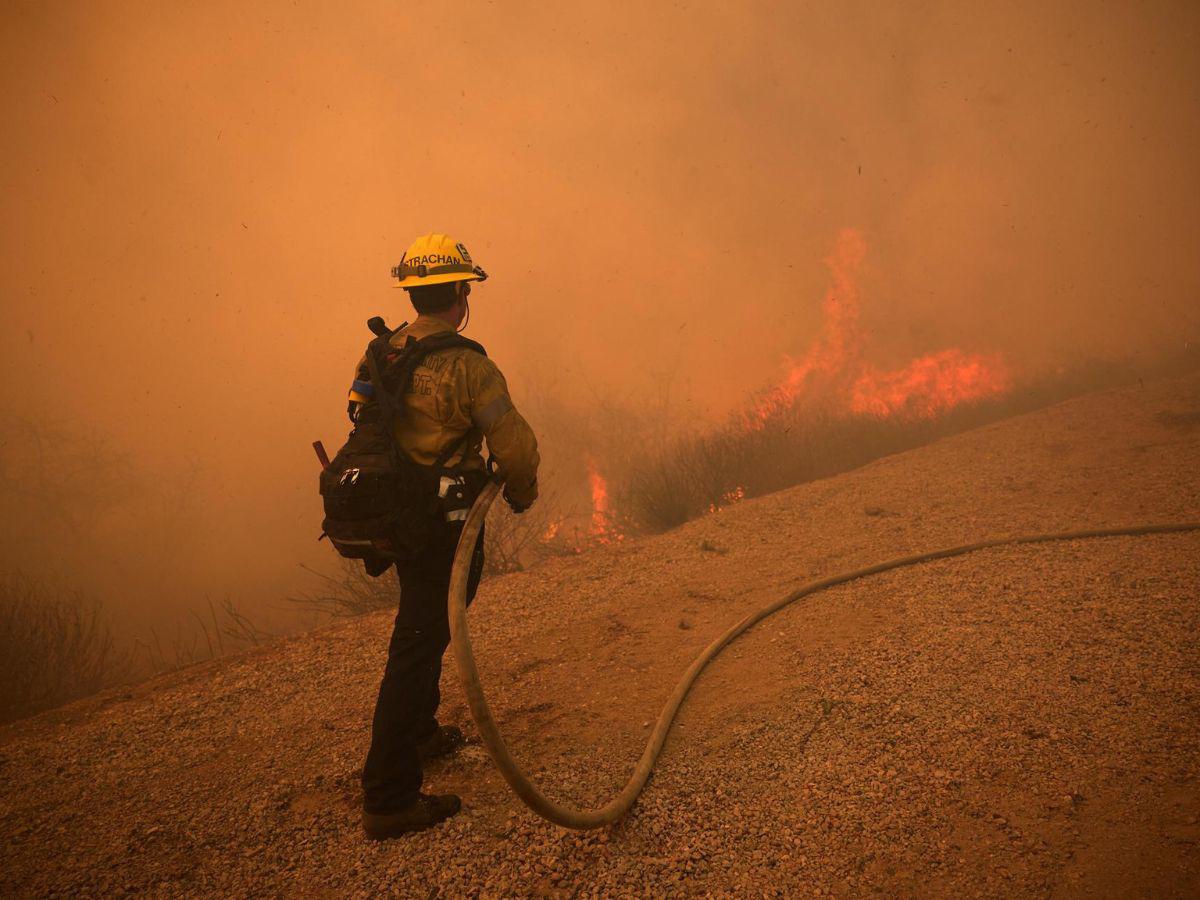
849, 349, 1011, 418
708, 485, 746, 514
751, 229, 1011, 425
586, 455, 623, 543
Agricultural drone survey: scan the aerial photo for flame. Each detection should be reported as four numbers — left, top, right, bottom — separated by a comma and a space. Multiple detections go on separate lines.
586, 455, 623, 543
750, 228, 866, 425
850, 350, 1012, 419
569, 231, 1008, 547
752, 228, 1010, 424
540, 518, 563, 542
708, 485, 746, 514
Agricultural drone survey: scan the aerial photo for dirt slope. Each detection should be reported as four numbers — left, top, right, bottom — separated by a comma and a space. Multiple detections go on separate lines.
2, 374, 1199, 898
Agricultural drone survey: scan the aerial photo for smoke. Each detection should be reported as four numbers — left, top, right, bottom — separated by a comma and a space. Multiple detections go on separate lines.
1, 0, 1197, 631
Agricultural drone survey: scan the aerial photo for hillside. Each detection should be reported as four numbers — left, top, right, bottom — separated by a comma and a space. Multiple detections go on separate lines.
2, 373, 1199, 897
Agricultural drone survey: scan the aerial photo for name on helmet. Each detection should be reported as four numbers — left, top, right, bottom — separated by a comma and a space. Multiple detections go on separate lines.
406, 253, 463, 267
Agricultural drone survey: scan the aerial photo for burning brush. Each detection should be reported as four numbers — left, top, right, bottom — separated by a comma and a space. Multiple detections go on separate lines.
751, 228, 1011, 427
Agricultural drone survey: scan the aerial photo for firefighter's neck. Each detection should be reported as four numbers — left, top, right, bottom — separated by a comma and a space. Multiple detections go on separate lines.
428, 297, 467, 331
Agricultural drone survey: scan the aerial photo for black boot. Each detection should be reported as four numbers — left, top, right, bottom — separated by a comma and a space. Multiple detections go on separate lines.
362, 793, 462, 839
416, 724, 466, 761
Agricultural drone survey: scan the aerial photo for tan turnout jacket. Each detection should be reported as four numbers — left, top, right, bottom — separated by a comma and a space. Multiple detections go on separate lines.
348, 315, 540, 507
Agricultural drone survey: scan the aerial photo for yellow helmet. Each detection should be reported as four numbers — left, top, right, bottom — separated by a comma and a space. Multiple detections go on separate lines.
390, 233, 488, 289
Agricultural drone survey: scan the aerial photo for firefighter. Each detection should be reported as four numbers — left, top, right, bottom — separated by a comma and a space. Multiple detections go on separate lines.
353, 233, 540, 839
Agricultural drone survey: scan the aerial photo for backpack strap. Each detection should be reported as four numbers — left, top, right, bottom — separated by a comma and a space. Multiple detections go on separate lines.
432, 430, 474, 473
362, 333, 403, 424
410, 332, 487, 359
360, 329, 489, 471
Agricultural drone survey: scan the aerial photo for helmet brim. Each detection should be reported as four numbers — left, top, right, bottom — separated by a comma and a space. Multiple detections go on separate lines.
393, 271, 485, 289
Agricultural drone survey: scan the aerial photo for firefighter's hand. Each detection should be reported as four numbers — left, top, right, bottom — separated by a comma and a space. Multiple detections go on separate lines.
503, 488, 531, 515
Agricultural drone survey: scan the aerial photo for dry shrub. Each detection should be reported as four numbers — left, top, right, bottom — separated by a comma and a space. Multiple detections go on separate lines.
287, 560, 398, 617
622, 400, 914, 530
482, 486, 571, 576
131, 597, 273, 674
0, 573, 276, 723
0, 573, 128, 724
621, 356, 1192, 532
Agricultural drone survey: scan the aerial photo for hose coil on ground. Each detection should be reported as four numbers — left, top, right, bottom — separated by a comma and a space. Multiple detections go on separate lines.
448, 478, 1199, 829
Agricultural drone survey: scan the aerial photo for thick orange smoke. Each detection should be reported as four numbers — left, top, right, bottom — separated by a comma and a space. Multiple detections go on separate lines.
752, 229, 1012, 425
1, 1, 1196, 638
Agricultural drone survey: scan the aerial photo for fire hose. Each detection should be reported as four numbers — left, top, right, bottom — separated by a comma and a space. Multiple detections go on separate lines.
448, 478, 1200, 830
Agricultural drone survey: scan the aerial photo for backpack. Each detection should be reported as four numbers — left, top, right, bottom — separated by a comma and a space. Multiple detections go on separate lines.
319, 318, 487, 575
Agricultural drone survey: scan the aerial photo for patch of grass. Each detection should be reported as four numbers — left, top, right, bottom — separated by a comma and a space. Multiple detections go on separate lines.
0, 573, 129, 725
0, 572, 277, 724
131, 597, 273, 674
287, 560, 398, 617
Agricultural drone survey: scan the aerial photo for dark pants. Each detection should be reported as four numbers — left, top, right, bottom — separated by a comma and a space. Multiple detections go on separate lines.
361, 522, 485, 814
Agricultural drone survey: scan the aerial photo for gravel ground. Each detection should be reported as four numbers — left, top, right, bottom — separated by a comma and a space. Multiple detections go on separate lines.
2, 374, 1199, 898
